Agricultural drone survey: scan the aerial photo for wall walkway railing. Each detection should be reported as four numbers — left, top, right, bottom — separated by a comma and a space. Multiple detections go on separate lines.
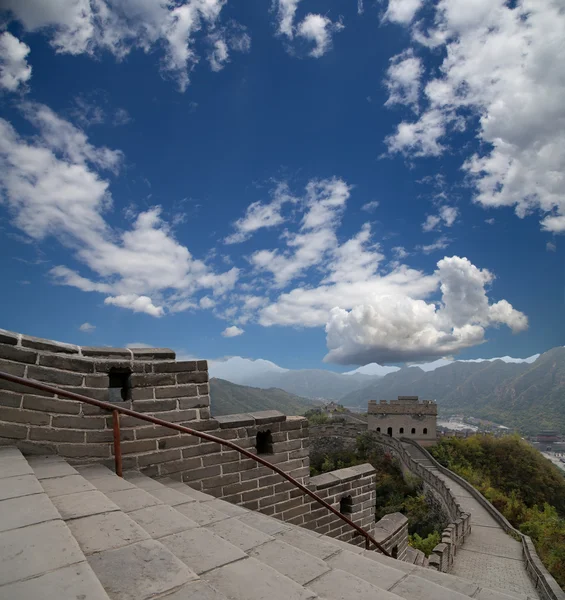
0, 370, 390, 556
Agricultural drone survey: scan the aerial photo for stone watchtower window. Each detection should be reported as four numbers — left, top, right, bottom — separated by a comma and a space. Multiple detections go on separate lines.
108, 368, 131, 402
387, 427, 393, 436
339, 495, 353, 515
256, 430, 274, 455
411, 428, 416, 434
376, 427, 381, 432
399, 427, 404, 434
423, 428, 428, 435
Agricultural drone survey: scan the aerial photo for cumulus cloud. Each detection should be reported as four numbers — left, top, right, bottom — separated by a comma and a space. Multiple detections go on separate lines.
384, 0, 565, 232
225, 182, 297, 244
384, 49, 422, 111
361, 200, 379, 212
324, 256, 528, 365
0, 105, 238, 317
79, 322, 96, 333
418, 236, 451, 254
422, 205, 458, 231
222, 325, 244, 337
1, 0, 237, 91
273, 1, 343, 57
383, 0, 423, 24
0, 32, 32, 92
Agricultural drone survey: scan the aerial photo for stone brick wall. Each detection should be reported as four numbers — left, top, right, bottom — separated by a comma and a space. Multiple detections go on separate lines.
0, 329, 378, 550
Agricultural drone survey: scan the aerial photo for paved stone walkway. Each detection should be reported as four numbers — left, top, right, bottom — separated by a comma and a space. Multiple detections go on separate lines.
402, 442, 539, 599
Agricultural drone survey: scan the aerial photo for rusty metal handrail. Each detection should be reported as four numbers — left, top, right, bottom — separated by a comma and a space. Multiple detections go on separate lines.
0, 371, 390, 556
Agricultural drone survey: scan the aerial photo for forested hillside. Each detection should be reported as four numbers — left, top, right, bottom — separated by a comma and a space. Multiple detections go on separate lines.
209, 378, 314, 416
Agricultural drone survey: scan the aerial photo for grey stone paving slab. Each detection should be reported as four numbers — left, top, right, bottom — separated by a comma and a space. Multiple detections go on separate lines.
476, 587, 529, 600
28, 456, 77, 479
160, 580, 230, 600
325, 549, 405, 590
40, 474, 97, 497
0, 492, 60, 532
163, 479, 214, 500
275, 527, 342, 560
160, 527, 246, 574
106, 488, 163, 512
361, 550, 416, 574
0, 473, 43, 501
463, 528, 524, 560
204, 556, 317, 600
237, 511, 292, 536
409, 565, 479, 597
0, 456, 34, 478
67, 511, 151, 555
88, 539, 197, 600
0, 447, 23, 459
148, 486, 196, 506
175, 499, 231, 525
248, 539, 330, 585
76, 464, 116, 479
52, 489, 120, 520
0, 519, 85, 586
0, 561, 110, 600
205, 516, 273, 551
85, 474, 138, 493
128, 503, 199, 538
390, 573, 472, 600
124, 471, 165, 491
306, 568, 400, 600
205, 498, 249, 517
323, 535, 365, 554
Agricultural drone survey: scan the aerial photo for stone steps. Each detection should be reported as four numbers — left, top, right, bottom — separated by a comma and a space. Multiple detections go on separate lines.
0, 448, 533, 600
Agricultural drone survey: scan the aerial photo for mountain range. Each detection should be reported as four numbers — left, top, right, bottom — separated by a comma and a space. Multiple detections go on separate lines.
210, 347, 565, 434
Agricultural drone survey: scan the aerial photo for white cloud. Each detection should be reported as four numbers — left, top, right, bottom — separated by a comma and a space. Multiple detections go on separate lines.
418, 236, 451, 254
209, 355, 288, 383
274, 1, 343, 57
208, 38, 229, 72
0, 32, 32, 92
125, 342, 153, 348
207, 25, 251, 73
324, 256, 528, 365
422, 205, 458, 231
0, 105, 238, 317
2, 0, 234, 91
485, 218, 495, 225
225, 182, 297, 244
79, 322, 95, 333
361, 200, 379, 212
250, 178, 351, 287
296, 14, 344, 58
385, 0, 565, 232
199, 296, 216, 309
383, 0, 423, 24
344, 363, 400, 376
385, 50, 422, 111
546, 241, 556, 252
222, 325, 244, 337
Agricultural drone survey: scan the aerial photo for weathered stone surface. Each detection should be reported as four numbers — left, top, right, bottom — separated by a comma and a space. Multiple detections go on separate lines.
215, 413, 255, 428
0, 358, 26, 376
130, 348, 176, 359
0, 422, 28, 439
153, 360, 198, 373
129, 504, 197, 538
21, 335, 79, 354
0, 329, 18, 345
0, 492, 60, 532
160, 580, 232, 600
40, 474, 96, 497
81, 347, 132, 358
0, 343, 37, 364
106, 488, 163, 513
27, 455, 76, 479
177, 371, 208, 384
0, 472, 43, 501
39, 353, 96, 372
275, 528, 341, 560
175, 500, 230, 526
0, 561, 110, 600
206, 517, 273, 551
52, 415, 107, 429
307, 568, 400, 600
52, 489, 119, 520
69, 511, 150, 555
249, 410, 286, 424
88, 539, 197, 600
203, 556, 316, 600
23, 395, 81, 414
0, 519, 85, 586
130, 373, 176, 388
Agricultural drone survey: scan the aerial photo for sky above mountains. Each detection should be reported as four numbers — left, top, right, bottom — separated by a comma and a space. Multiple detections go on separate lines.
0, 0, 563, 371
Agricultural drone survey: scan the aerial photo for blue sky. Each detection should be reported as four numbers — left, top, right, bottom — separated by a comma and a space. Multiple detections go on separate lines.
0, 0, 563, 371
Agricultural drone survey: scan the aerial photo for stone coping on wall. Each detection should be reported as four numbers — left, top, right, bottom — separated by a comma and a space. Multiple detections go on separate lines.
409, 440, 565, 600
0, 328, 178, 360
310, 463, 375, 490
215, 411, 287, 428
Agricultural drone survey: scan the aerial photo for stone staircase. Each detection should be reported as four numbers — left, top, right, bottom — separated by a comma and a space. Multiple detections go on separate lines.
0, 446, 535, 600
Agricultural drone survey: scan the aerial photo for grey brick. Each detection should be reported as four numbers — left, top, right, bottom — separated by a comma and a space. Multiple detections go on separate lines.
179, 396, 208, 409
59, 444, 111, 458
0, 330, 18, 345
215, 413, 254, 428
86, 429, 135, 443
199, 407, 211, 419
30, 428, 88, 445
84, 374, 110, 388
155, 385, 197, 399
222, 479, 258, 496
137, 448, 182, 466
157, 436, 195, 451
152, 409, 199, 423
153, 360, 198, 373
62, 387, 109, 402
131, 388, 154, 400
159, 457, 202, 475
0, 422, 28, 439
136, 425, 181, 439
176, 371, 208, 384
39, 354, 95, 373
222, 458, 257, 474
52, 415, 107, 429
0, 345, 38, 365
242, 486, 275, 503
201, 473, 240, 489
0, 390, 22, 408
21, 335, 79, 354
133, 399, 177, 413
94, 360, 145, 374
81, 347, 131, 358
259, 491, 291, 508
249, 410, 286, 424
182, 465, 221, 482
0, 406, 50, 425
130, 348, 175, 359
131, 373, 176, 388
182, 441, 221, 458
28, 365, 83, 386
197, 383, 209, 395
119, 439, 158, 454
0, 358, 26, 377
23, 395, 81, 414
